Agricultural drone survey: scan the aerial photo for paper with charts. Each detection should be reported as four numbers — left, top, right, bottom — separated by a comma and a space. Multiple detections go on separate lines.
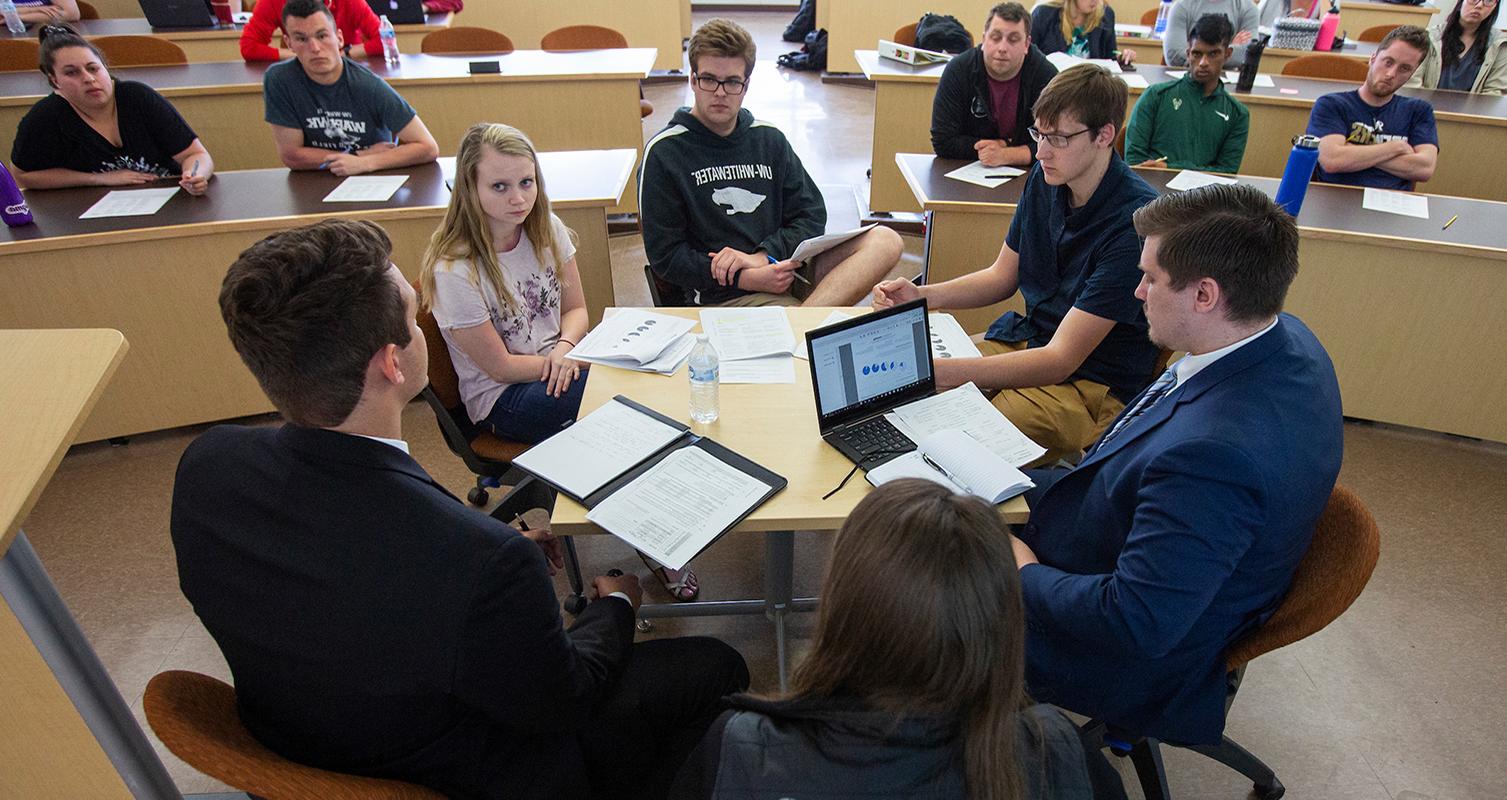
886, 382, 1047, 467
80, 187, 179, 219
586, 447, 770, 570
512, 397, 686, 500
570, 309, 698, 374
323, 175, 409, 203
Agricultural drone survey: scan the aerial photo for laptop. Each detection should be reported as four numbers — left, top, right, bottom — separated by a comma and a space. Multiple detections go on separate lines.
137, 0, 217, 30
366, 0, 426, 25
805, 298, 935, 469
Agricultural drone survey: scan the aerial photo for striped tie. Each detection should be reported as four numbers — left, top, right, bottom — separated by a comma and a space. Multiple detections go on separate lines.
1092, 367, 1177, 454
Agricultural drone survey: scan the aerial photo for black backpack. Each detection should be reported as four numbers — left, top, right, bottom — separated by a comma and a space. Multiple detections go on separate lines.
783, 0, 816, 42
915, 13, 973, 54
777, 28, 828, 72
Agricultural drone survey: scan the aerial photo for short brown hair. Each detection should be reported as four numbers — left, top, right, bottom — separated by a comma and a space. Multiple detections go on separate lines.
688, 18, 755, 77
986, 2, 1030, 30
219, 219, 409, 428
1132, 183, 1299, 323
1032, 63, 1127, 135
282, 0, 334, 24
1377, 24, 1431, 61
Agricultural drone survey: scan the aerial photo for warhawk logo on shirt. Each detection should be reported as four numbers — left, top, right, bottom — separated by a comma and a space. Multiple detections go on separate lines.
1346, 120, 1408, 145
712, 186, 767, 215
691, 163, 774, 185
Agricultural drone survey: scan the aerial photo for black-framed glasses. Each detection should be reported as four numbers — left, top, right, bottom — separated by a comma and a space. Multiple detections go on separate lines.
693, 73, 748, 95
1027, 126, 1094, 148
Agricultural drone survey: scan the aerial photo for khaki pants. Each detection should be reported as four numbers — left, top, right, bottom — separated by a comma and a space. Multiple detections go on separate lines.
715, 261, 816, 307
977, 340, 1125, 465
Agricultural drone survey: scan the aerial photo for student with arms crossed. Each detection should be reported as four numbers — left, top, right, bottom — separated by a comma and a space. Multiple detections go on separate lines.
1163, 0, 1260, 67
1408, 0, 1507, 94
1306, 25, 1438, 190
1126, 14, 1250, 174
11, 26, 214, 193
263, 0, 438, 177
931, 2, 1058, 169
640, 18, 901, 307
174, 217, 749, 800
877, 65, 1162, 465
1031, 0, 1136, 67
671, 479, 1126, 800
240, 0, 382, 62
1009, 183, 1343, 750
12, 0, 79, 24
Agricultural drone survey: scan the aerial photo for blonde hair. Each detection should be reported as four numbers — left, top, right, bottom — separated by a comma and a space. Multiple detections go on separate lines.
420, 123, 574, 314
1054, 0, 1105, 51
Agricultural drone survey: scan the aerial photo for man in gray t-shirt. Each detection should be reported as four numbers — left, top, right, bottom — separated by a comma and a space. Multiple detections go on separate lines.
1163, 0, 1261, 68
263, 0, 438, 177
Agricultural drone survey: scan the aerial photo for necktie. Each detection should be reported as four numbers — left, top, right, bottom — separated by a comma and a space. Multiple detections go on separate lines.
1092, 367, 1177, 454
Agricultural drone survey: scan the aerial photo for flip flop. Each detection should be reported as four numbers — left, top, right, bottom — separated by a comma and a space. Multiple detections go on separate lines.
637, 551, 700, 602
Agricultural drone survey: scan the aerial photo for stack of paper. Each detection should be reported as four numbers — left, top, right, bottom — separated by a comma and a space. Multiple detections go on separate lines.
886, 382, 1047, 467
700, 307, 799, 384
569, 309, 698, 374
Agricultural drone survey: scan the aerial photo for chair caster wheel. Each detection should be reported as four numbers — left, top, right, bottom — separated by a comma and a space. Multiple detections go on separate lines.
467, 487, 489, 506
563, 595, 587, 616
635, 619, 653, 633
1254, 780, 1285, 800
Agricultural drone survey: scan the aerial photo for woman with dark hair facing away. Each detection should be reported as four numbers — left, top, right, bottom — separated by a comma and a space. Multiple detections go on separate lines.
1408, 0, 1507, 93
670, 479, 1126, 800
11, 26, 214, 193
1031, 0, 1136, 67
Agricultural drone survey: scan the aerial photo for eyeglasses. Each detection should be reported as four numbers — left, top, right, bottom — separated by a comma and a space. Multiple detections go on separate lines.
1027, 126, 1095, 148
693, 73, 748, 95
1464, 0, 1496, 7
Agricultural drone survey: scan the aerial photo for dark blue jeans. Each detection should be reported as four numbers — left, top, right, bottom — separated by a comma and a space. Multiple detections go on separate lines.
482, 376, 587, 444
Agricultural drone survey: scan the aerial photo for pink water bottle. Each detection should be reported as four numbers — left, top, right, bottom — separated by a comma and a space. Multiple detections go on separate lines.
0, 161, 33, 227
1315, 1, 1340, 51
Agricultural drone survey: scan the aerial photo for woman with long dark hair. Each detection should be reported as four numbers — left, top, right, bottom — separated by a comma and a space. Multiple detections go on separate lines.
670, 479, 1124, 800
1410, 0, 1507, 93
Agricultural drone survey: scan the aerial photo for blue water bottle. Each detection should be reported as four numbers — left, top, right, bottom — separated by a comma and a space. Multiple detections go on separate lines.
1275, 135, 1320, 217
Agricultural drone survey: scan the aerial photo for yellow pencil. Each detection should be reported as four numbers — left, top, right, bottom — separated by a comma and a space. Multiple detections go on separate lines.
1443, 214, 1459, 231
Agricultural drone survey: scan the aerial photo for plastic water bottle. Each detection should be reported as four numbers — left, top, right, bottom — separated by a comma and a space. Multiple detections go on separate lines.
1235, 34, 1269, 92
379, 15, 399, 66
1275, 135, 1321, 217
0, 161, 32, 227
688, 334, 720, 424
1, 0, 25, 35
1152, 0, 1175, 39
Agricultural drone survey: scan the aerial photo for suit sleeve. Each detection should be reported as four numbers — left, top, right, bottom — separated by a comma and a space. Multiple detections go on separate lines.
1161, 3, 1191, 67
1124, 87, 1158, 165
757, 140, 826, 261
239, 0, 283, 62
640, 142, 718, 292
1019, 439, 1268, 660
451, 534, 635, 731
1208, 104, 1249, 174
931, 56, 983, 159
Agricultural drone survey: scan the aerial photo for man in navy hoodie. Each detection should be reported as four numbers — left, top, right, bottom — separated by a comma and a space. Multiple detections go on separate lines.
640, 18, 903, 307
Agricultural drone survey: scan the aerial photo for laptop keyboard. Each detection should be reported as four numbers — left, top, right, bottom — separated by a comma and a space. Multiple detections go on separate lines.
841, 416, 915, 460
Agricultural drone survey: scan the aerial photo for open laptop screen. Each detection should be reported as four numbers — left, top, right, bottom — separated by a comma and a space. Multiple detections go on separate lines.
807, 300, 933, 426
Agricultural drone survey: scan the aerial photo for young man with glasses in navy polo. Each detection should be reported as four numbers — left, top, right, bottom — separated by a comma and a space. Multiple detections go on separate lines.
639, 18, 902, 307
875, 65, 1161, 464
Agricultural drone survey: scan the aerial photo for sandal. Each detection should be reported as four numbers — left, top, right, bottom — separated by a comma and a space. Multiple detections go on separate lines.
637, 551, 700, 602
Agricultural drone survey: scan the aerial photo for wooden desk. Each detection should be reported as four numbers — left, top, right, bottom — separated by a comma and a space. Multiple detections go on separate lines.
859, 50, 1507, 211
0, 15, 452, 63
0, 150, 634, 443
0, 329, 172, 799
896, 152, 1507, 444
452, 0, 689, 72
1336, 1, 1439, 35
0, 49, 653, 213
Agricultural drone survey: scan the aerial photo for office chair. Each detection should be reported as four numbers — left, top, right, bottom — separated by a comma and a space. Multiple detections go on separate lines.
0, 39, 38, 72
419, 26, 514, 55
413, 282, 590, 614
642, 264, 687, 307
1282, 54, 1370, 82
91, 35, 189, 67
144, 670, 446, 800
1082, 483, 1381, 800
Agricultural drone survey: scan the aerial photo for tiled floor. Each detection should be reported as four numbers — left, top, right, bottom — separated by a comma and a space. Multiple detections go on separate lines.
15, 10, 1507, 800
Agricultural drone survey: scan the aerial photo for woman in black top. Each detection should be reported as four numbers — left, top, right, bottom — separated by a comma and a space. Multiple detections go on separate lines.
11, 26, 215, 193
1030, 0, 1137, 67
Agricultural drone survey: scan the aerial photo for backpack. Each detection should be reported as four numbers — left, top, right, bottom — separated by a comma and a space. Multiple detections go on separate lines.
783, 0, 817, 42
915, 13, 973, 54
777, 28, 828, 72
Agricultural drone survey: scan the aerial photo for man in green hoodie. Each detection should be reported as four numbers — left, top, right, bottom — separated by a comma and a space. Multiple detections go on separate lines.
640, 18, 903, 307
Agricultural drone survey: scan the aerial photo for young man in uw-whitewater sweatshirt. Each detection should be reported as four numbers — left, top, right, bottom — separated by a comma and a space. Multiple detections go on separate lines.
640, 18, 902, 307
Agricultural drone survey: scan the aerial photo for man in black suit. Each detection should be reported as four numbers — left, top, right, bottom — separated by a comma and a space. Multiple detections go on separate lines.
171, 219, 748, 799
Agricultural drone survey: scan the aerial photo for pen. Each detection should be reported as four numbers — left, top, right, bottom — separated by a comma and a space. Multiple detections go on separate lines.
188, 160, 199, 178
984, 174, 1012, 179
318, 160, 331, 170
791, 270, 812, 285
921, 452, 963, 489
1442, 214, 1458, 231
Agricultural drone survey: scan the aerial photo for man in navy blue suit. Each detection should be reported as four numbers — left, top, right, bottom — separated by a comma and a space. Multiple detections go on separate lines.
1010, 183, 1344, 746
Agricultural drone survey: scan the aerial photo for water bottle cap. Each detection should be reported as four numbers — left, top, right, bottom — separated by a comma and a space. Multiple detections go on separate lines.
1292, 134, 1321, 149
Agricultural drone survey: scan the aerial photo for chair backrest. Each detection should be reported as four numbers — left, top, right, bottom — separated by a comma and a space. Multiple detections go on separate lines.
92, 35, 188, 67
541, 24, 629, 51
420, 26, 514, 55
0, 39, 38, 73
1281, 53, 1370, 82
893, 22, 918, 47
413, 281, 471, 425
1141, 8, 1159, 26
1225, 484, 1380, 671
77, 0, 100, 19
144, 670, 445, 800
1358, 24, 1395, 43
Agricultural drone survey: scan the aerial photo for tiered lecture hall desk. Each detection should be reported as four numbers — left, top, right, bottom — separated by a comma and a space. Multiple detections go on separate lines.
449, 0, 691, 72
2, 328, 183, 798
0, 14, 453, 62
549, 306, 1031, 688
896, 152, 1507, 445
859, 51, 1507, 212
0, 149, 635, 444
0, 48, 654, 213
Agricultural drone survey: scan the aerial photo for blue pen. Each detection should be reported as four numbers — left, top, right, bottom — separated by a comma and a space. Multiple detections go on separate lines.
318, 160, 331, 170
188, 159, 200, 178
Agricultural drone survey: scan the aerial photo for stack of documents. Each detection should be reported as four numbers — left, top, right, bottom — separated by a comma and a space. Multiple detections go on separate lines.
886, 382, 1047, 467
700, 307, 799, 384
569, 309, 698, 374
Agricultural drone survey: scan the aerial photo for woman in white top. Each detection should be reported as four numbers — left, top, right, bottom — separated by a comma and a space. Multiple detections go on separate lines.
420, 122, 701, 600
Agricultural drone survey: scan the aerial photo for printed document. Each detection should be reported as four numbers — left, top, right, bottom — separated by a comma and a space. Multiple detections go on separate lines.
570, 309, 697, 372
888, 382, 1047, 466
1046, 52, 1122, 73
79, 187, 179, 219
720, 355, 796, 384
322, 175, 409, 203
1362, 187, 1430, 220
788, 224, 878, 265
1166, 170, 1239, 191
700, 307, 798, 361
943, 160, 1025, 189
586, 447, 769, 570
513, 398, 684, 499
866, 429, 1034, 504
927, 313, 982, 359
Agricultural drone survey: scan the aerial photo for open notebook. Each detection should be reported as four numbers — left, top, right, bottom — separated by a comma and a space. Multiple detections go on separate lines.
866, 429, 1034, 504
